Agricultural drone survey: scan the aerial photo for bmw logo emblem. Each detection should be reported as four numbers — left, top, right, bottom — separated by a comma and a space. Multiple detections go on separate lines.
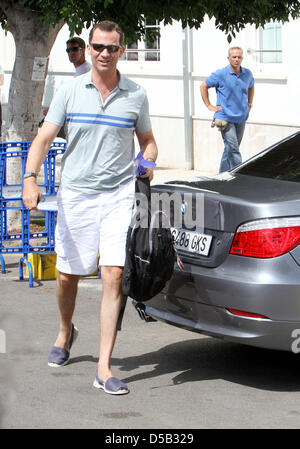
180, 202, 187, 214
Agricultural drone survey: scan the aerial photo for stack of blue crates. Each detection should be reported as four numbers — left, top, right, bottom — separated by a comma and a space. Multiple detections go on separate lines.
0, 141, 66, 286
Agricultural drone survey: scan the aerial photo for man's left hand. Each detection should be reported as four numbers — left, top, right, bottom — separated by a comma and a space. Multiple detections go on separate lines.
140, 167, 154, 182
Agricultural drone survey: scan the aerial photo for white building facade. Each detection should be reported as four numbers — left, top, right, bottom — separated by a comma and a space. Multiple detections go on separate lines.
1, 16, 299, 173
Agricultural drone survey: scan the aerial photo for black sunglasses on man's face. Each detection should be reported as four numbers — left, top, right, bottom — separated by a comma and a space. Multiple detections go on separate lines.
66, 46, 82, 53
90, 43, 121, 53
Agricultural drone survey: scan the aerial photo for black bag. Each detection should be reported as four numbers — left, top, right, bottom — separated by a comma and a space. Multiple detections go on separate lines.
122, 177, 175, 302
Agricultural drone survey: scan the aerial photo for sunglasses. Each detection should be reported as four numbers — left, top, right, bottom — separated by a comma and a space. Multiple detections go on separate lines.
90, 43, 121, 53
66, 46, 82, 53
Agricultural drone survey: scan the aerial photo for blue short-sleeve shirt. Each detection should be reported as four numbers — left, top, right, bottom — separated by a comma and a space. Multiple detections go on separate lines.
45, 71, 152, 193
205, 65, 254, 123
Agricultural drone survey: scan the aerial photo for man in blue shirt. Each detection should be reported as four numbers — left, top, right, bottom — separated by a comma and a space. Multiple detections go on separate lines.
200, 47, 254, 172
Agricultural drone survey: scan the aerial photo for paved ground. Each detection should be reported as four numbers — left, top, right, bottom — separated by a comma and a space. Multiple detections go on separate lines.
152, 167, 213, 183
1, 169, 300, 431
2, 257, 300, 431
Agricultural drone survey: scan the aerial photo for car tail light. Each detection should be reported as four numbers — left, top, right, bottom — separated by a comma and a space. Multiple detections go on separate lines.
230, 217, 300, 258
227, 308, 269, 320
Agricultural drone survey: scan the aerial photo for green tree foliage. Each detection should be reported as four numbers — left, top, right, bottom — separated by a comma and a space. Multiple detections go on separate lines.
0, 0, 299, 42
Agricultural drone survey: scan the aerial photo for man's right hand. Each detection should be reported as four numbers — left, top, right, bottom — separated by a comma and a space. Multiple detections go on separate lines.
22, 178, 42, 211
207, 105, 222, 112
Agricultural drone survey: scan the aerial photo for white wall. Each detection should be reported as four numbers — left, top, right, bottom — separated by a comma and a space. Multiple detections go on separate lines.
1, 16, 299, 172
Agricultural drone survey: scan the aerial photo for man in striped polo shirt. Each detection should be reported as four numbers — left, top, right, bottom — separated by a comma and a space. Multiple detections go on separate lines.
22, 20, 158, 395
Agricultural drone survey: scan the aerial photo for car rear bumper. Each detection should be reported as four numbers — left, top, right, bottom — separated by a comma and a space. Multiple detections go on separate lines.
143, 253, 300, 352
143, 300, 300, 352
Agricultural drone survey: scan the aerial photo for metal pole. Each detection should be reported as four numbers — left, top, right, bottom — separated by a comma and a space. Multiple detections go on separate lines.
182, 27, 193, 170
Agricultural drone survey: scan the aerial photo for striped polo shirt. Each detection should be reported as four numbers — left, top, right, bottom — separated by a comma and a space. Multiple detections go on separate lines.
46, 70, 151, 193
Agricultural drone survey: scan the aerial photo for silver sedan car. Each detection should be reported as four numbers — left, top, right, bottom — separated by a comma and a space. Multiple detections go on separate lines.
142, 131, 300, 352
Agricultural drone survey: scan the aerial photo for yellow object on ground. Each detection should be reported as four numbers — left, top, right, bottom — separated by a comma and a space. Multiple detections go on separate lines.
27, 253, 58, 280
26, 253, 100, 280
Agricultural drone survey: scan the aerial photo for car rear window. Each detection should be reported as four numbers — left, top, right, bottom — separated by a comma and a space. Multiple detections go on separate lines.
234, 132, 300, 182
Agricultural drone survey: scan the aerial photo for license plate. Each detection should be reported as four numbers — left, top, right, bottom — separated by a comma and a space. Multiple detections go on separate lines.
171, 228, 213, 256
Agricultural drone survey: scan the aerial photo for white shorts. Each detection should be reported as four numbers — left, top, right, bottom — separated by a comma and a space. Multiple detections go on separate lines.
55, 180, 135, 275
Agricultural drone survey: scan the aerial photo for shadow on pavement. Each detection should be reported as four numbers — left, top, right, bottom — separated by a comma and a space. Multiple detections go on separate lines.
105, 337, 300, 393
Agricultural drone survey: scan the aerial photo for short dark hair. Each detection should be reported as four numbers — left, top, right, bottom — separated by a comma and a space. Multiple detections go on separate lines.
89, 21, 124, 46
66, 37, 86, 49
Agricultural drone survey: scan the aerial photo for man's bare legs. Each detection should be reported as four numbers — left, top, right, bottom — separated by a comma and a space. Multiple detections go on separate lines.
52, 267, 124, 382
53, 271, 80, 349
97, 266, 123, 382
